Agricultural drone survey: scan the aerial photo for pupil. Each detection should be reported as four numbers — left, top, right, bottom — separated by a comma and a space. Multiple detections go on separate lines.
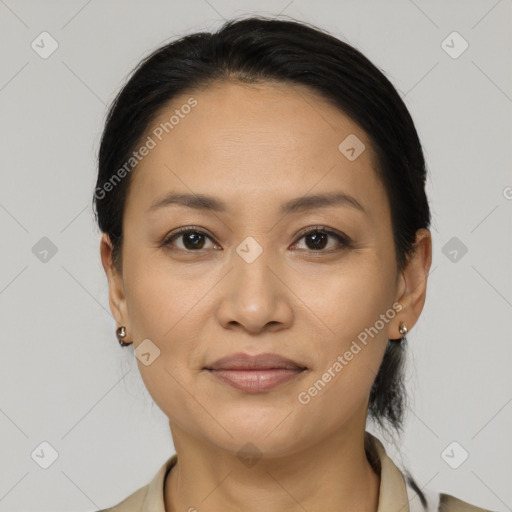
307, 231, 327, 250
184, 232, 204, 250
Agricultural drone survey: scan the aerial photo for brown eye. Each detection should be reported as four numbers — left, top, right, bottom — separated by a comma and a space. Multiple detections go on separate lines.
179, 231, 207, 250
292, 227, 351, 253
162, 226, 351, 254
163, 228, 217, 251
304, 231, 329, 250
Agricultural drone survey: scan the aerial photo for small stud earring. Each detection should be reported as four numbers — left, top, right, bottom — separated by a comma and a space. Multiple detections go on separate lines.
116, 326, 131, 347
398, 321, 408, 337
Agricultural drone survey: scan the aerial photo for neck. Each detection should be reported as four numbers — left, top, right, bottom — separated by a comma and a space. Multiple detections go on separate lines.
164, 425, 380, 512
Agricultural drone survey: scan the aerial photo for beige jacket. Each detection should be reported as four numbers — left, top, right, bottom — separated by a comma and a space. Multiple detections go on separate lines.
97, 432, 495, 512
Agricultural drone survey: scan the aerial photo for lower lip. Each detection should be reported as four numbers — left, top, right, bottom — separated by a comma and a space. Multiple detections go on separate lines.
207, 368, 305, 393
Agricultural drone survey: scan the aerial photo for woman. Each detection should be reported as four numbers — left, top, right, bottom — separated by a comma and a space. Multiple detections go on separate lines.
93, 16, 494, 512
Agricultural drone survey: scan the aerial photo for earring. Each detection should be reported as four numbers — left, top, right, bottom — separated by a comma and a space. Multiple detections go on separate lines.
390, 321, 408, 343
116, 326, 131, 347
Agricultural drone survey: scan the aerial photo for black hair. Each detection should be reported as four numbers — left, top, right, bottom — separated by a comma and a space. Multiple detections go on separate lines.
93, 15, 431, 435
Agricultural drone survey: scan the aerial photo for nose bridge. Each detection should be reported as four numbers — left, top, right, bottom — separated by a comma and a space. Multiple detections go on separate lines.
233, 234, 276, 303
217, 234, 289, 331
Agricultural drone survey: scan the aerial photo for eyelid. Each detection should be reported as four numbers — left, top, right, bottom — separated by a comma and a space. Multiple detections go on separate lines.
162, 224, 352, 253
161, 226, 219, 248
292, 225, 352, 245
290, 225, 352, 253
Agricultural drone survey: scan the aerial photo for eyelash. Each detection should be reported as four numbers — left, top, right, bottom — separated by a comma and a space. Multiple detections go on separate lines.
161, 225, 352, 254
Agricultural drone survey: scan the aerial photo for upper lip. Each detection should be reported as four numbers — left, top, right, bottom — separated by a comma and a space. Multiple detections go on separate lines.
205, 352, 307, 371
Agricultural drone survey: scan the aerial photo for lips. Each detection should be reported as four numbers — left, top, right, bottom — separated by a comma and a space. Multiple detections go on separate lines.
204, 352, 308, 393
205, 352, 307, 371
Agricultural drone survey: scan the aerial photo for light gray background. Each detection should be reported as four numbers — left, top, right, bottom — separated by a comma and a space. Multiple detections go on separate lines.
1, 1, 511, 511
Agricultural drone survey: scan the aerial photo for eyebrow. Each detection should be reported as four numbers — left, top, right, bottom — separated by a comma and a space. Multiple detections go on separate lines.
147, 191, 367, 216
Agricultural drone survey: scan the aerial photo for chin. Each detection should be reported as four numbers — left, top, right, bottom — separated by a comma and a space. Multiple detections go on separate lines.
202, 408, 308, 454
214, 430, 306, 460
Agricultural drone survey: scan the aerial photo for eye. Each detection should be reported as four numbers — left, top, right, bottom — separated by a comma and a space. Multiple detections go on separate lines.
162, 227, 219, 251
291, 226, 352, 253
161, 225, 351, 253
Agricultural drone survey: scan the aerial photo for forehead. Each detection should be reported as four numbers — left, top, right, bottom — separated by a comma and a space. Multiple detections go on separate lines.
125, 80, 387, 219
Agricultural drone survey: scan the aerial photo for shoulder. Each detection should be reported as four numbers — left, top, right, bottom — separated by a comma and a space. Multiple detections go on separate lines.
405, 473, 497, 512
438, 492, 498, 512
366, 433, 497, 512
93, 453, 177, 512
94, 484, 148, 511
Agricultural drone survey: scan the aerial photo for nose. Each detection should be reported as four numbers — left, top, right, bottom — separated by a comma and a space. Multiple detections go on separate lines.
215, 246, 294, 334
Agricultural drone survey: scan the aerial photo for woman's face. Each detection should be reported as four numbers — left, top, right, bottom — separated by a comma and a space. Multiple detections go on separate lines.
102, 81, 419, 456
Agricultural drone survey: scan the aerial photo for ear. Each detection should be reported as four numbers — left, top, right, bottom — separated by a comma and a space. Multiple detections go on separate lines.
390, 228, 432, 339
100, 233, 130, 330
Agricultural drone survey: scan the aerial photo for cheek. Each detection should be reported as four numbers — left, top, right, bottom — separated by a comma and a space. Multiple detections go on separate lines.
293, 251, 396, 399
121, 248, 209, 384
293, 278, 392, 437
122, 249, 205, 341
122, 257, 206, 428
295, 250, 397, 343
